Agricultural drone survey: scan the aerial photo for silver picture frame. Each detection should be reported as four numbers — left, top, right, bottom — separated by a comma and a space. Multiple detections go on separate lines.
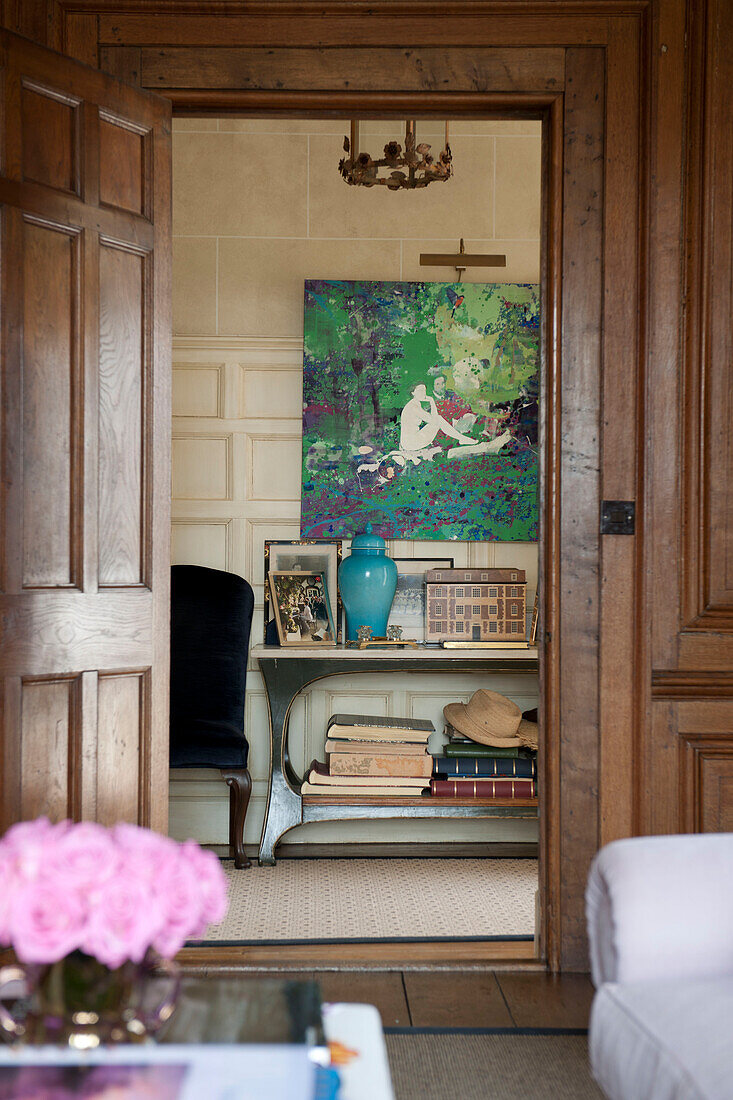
264, 540, 342, 644
387, 557, 454, 643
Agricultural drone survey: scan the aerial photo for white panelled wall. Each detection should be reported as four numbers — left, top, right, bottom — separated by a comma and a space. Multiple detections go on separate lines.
170, 118, 540, 848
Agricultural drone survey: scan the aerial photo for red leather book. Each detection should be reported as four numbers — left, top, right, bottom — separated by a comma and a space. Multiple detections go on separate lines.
430, 778, 536, 798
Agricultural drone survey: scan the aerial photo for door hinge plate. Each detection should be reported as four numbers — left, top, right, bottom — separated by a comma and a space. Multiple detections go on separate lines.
600, 500, 635, 535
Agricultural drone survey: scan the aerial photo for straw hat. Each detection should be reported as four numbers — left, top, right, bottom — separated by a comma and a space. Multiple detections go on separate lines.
444, 689, 538, 749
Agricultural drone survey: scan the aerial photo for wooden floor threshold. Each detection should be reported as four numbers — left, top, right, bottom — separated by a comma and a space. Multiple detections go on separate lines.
178, 938, 539, 973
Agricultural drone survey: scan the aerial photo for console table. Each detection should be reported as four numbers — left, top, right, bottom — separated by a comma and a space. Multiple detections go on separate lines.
253, 644, 540, 865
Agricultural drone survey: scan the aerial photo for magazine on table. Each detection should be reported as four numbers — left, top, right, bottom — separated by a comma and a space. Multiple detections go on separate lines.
0, 1044, 317, 1100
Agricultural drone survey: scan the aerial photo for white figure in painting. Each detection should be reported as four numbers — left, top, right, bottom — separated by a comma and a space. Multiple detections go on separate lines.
399, 383, 475, 452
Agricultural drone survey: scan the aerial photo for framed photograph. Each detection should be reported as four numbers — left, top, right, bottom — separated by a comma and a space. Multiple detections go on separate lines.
268, 571, 337, 647
387, 557, 454, 642
264, 540, 342, 644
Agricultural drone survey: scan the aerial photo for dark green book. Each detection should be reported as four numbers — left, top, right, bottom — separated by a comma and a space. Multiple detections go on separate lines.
444, 742, 521, 759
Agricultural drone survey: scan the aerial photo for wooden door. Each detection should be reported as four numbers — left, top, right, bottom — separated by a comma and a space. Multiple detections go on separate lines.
645, 0, 733, 838
0, 30, 171, 832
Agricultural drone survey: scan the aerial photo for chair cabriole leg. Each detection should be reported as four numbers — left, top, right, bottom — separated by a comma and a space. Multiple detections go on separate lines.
221, 767, 252, 869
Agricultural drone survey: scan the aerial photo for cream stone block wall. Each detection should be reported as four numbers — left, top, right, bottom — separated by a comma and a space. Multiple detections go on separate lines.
170, 118, 541, 849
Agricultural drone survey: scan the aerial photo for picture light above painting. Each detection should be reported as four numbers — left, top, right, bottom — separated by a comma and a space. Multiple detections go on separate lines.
300, 280, 539, 543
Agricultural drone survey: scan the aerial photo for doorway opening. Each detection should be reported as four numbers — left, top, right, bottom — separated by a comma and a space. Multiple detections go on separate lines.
168, 113, 545, 962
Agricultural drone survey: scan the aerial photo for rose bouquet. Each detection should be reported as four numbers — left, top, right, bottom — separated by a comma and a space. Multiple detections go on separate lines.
0, 818, 228, 966
0, 819, 229, 1044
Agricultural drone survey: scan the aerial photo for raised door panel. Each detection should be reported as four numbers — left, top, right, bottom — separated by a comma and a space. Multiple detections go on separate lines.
20, 676, 80, 821
681, 732, 733, 833
99, 111, 150, 216
96, 671, 147, 824
701, 755, 733, 833
21, 215, 81, 589
98, 240, 148, 587
21, 80, 80, 194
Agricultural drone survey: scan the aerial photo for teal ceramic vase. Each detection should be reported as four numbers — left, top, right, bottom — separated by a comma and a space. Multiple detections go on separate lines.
338, 524, 398, 641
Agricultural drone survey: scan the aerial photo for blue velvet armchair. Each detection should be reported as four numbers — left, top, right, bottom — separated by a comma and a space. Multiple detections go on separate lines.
170, 564, 255, 869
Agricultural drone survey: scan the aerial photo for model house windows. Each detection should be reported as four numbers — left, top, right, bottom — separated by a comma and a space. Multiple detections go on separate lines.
425, 568, 527, 642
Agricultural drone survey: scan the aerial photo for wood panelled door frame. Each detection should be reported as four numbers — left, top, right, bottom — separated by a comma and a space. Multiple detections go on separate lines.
98, 13, 641, 976
6, 0, 723, 972
0, 31, 171, 834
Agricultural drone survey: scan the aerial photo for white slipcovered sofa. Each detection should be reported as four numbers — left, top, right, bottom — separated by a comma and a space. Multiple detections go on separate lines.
586, 833, 733, 1100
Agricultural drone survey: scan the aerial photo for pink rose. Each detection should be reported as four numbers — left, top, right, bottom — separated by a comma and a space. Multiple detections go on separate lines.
0, 857, 18, 942
112, 823, 178, 885
83, 877, 163, 968
50, 822, 119, 895
1, 818, 60, 884
1, 819, 227, 967
9, 881, 86, 963
152, 853, 205, 958
181, 841, 229, 933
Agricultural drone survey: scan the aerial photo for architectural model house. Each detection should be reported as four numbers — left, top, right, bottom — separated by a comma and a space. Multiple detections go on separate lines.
426, 569, 527, 642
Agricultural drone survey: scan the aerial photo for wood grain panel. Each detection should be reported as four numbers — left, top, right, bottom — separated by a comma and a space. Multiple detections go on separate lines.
680, 733, 733, 833
598, 20, 642, 847
22, 216, 80, 589
20, 676, 79, 820
404, 972, 512, 1028
682, 0, 733, 631
538, 90, 563, 973
98, 45, 142, 86
0, 592, 153, 674
678, 633, 733, 671
96, 670, 144, 824
99, 112, 148, 216
677, 701, 733, 735
558, 48, 605, 970
2, 2, 54, 48
497, 972, 595, 1029
143, 47, 565, 92
21, 81, 79, 193
96, 11, 614, 50
98, 240, 147, 586
638, 0, 688, 837
62, 12, 98, 68
701, 755, 733, 832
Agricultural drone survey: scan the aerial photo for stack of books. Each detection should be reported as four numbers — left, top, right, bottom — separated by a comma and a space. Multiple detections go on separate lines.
301, 713, 434, 798
429, 723, 538, 799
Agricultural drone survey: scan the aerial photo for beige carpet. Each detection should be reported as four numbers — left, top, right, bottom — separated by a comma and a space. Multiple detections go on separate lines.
385, 1033, 604, 1099
201, 859, 537, 942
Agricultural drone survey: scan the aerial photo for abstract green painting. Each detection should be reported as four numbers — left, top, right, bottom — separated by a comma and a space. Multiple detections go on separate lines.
301, 279, 539, 541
